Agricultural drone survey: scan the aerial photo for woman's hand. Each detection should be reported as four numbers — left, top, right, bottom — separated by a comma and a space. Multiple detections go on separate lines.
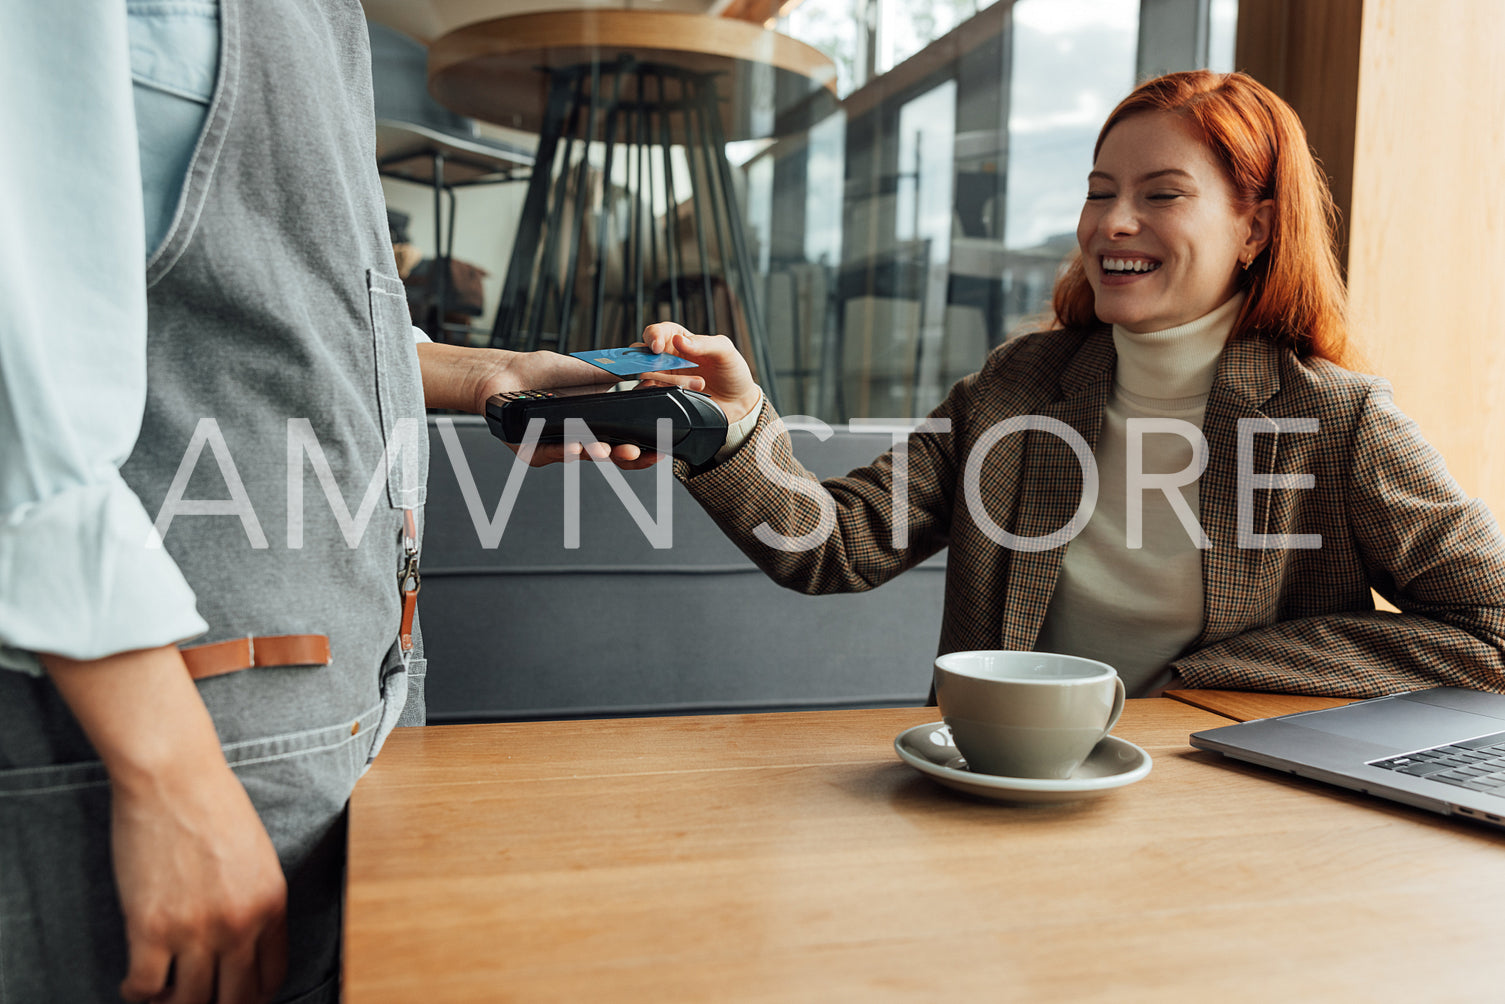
594, 324, 763, 471
640, 323, 762, 425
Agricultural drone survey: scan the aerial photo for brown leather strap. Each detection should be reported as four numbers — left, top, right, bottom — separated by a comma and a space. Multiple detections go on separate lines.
399, 509, 421, 653
397, 511, 421, 653
179, 634, 332, 681
399, 587, 419, 654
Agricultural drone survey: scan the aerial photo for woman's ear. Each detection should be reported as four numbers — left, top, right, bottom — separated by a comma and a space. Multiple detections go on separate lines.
1246, 199, 1275, 259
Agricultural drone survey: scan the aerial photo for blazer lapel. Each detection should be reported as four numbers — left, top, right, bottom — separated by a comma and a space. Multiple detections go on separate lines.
1000, 331, 1115, 650
1194, 336, 1283, 647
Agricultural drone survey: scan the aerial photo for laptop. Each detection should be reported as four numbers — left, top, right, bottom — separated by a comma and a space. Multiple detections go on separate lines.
1189, 686, 1505, 831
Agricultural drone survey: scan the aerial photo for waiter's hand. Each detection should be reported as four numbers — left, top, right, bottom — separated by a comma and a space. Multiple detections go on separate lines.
414, 342, 706, 466
43, 646, 287, 1004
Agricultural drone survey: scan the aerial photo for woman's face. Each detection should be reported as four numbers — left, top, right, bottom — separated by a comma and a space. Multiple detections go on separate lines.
1076, 110, 1269, 333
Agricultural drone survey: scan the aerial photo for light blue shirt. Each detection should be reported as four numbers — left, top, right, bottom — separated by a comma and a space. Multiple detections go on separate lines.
0, 2, 421, 673
132, 0, 221, 256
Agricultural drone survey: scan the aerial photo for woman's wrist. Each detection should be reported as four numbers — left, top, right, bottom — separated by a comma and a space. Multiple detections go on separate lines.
724, 387, 764, 425
714, 389, 765, 461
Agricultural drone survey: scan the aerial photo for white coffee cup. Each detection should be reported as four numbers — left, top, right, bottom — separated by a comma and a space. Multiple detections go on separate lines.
933, 651, 1126, 779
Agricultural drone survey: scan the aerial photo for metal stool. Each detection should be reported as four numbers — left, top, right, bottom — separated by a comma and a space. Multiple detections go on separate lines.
486, 58, 778, 406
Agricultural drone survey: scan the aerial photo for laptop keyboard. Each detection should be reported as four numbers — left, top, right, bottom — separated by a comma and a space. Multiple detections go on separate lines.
1370, 731, 1505, 792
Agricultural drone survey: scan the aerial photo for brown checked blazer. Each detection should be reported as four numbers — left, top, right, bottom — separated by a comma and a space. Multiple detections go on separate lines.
679, 326, 1505, 698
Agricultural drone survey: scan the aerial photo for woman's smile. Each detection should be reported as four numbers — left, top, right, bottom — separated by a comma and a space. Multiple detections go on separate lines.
1098, 255, 1163, 283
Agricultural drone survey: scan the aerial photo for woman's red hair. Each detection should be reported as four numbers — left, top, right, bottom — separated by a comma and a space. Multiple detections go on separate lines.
1052, 70, 1355, 369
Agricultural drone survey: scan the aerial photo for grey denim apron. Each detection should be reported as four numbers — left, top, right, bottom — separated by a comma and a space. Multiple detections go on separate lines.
0, 1, 427, 1000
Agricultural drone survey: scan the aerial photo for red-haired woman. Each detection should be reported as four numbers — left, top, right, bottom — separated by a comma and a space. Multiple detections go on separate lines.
636, 70, 1505, 699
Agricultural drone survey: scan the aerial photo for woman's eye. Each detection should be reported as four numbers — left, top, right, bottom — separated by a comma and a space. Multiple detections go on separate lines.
1085, 191, 1112, 201
1148, 192, 1183, 202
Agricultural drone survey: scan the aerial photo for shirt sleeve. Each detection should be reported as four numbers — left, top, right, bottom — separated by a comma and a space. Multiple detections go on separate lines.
412, 324, 431, 344
0, 3, 206, 674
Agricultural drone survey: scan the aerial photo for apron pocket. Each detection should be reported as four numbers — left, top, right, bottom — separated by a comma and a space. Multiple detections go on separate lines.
366, 641, 414, 764
0, 704, 382, 1003
0, 765, 120, 1003
396, 656, 427, 728
367, 267, 428, 510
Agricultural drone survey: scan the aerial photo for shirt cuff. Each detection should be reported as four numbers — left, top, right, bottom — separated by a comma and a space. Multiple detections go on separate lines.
713, 389, 765, 463
0, 480, 208, 675
412, 324, 431, 344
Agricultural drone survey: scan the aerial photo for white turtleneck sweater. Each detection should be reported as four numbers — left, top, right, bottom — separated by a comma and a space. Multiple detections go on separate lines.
1035, 293, 1244, 696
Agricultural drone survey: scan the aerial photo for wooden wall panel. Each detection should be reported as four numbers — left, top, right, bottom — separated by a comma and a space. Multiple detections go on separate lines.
1234, 0, 1362, 271
1239, 0, 1505, 516
1346, 0, 1505, 513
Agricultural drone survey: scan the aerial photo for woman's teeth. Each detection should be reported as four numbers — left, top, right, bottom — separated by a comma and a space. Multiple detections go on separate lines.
1102, 258, 1160, 274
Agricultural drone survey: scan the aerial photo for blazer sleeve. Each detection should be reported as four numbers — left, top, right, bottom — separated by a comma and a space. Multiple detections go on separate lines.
1173, 381, 1505, 697
675, 381, 975, 595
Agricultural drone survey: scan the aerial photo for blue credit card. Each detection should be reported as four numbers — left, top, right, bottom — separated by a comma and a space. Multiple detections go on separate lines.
570, 346, 700, 377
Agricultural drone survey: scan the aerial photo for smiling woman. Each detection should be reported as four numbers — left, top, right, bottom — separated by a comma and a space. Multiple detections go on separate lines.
1054, 71, 1351, 368
638, 69, 1505, 703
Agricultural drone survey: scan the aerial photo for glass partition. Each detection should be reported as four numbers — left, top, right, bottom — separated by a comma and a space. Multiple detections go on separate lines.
750, 0, 1144, 421
381, 0, 1234, 424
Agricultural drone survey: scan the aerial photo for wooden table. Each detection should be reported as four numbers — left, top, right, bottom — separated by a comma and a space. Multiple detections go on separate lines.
345, 700, 1505, 1002
427, 11, 837, 141
1165, 688, 1357, 722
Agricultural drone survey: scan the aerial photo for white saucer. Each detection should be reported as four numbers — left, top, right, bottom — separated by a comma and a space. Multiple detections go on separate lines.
893, 722, 1152, 804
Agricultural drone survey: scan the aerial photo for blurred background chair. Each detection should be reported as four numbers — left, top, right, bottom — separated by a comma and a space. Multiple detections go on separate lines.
420, 415, 941, 721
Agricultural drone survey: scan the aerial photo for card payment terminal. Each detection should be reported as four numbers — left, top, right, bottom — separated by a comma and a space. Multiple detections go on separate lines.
485, 384, 728, 466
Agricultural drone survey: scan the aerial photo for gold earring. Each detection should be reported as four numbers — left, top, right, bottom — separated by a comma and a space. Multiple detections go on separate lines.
1241, 256, 1253, 271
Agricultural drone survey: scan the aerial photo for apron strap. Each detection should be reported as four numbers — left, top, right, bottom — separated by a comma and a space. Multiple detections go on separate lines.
179, 634, 332, 680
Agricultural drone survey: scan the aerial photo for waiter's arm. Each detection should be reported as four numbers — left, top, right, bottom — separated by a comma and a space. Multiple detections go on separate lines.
44, 647, 288, 1004
413, 340, 705, 463
1, 7, 287, 1003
